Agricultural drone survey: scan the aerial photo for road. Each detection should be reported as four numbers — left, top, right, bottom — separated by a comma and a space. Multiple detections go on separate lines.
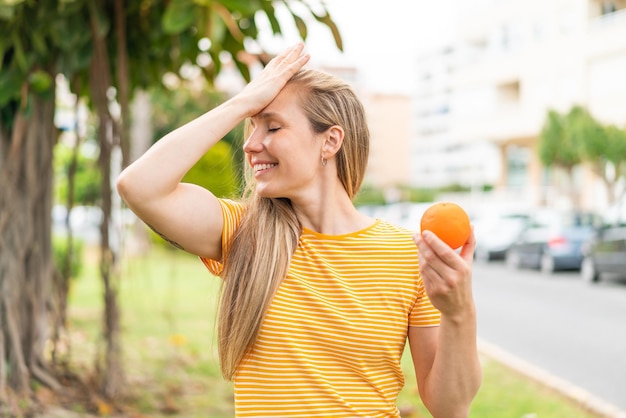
472, 261, 626, 413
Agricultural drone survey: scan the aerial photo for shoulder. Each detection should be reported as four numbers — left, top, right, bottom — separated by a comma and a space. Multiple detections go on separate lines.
218, 198, 246, 214
216, 198, 247, 226
372, 219, 418, 240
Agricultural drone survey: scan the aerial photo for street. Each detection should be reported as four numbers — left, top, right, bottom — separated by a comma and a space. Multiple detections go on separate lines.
472, 260, 626, 413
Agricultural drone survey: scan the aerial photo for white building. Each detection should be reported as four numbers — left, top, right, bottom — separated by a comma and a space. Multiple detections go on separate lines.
411, 0, 626, 211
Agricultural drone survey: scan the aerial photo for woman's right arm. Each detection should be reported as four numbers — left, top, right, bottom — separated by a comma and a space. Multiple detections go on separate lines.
116, 43, 310, 260
116, 97, 248, 260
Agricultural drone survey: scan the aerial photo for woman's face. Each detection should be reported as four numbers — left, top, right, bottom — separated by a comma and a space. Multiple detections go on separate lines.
244, 85, 324, 200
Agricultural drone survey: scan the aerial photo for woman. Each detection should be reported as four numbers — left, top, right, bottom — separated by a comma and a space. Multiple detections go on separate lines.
117, 43, 481, 417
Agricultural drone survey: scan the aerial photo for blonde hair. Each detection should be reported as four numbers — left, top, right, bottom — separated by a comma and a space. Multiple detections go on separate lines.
217, 69, 370, 380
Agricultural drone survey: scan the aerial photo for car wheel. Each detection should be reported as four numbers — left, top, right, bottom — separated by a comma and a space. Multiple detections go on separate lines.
506, 251, 520, 269
540, 253, 555, 275
581, 256, 599, 283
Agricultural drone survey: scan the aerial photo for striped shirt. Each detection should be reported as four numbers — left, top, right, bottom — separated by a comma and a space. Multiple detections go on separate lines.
201, 199, 440, 417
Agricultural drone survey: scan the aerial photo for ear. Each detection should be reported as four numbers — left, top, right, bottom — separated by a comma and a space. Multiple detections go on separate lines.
321, 125, 344, 160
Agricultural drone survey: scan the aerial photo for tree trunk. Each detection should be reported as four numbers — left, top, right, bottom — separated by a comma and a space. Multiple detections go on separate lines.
114, 0, 131, 169
589, 161, 618, 206
52, 80, 84, 365
0, 88, 61, 401
564, 165, 581, 209
89, 6, 125, 399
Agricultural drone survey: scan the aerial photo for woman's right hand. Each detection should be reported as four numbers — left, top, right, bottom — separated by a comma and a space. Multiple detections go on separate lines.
236, 43, 310, 116
117, 44, 309, 261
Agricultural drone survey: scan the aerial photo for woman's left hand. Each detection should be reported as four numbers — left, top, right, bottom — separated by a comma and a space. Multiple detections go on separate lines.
413, 228, 476, 319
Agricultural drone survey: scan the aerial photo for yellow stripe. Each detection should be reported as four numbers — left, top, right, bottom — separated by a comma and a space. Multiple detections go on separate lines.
200, 199, 441, 417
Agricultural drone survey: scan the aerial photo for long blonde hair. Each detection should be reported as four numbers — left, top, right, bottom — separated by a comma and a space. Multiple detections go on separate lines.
217, 69, 370, 380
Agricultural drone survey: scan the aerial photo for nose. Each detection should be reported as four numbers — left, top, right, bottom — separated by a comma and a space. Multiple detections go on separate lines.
243, 128, 264, 154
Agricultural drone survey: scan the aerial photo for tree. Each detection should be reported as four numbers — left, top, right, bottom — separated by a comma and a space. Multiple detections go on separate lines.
571, 107, 626, 205
539, 106, 626, 208
1, 0, 341, 411
151, 83, 240, 197
538, 108, 584, 208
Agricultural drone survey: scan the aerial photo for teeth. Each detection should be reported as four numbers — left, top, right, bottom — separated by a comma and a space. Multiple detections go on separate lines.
254, 163, 277, 172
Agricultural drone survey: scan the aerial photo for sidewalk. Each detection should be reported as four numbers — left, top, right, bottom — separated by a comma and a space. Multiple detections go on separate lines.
479, 339, 626, 418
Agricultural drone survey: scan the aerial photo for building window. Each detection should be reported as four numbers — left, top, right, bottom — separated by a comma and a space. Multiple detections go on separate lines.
506, 145, 529, 187
497, 80, 521, 104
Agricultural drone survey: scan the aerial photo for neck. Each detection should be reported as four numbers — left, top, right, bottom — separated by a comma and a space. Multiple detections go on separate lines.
291, 181, 373, 235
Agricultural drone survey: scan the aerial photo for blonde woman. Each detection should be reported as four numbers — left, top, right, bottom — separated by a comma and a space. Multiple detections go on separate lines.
117, 43, 481, 418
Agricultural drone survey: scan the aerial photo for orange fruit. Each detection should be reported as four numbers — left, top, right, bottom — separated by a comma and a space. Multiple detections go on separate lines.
420, 202, 471, 249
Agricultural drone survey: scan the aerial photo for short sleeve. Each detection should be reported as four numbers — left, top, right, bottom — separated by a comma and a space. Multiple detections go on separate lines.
199, 198, 246, 277
408, 271, 441, 327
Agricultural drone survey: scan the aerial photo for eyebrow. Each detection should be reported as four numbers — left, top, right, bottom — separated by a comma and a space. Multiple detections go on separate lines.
251, 111, 281, 122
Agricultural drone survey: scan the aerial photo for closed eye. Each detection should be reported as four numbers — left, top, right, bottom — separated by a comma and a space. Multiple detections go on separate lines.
268, 127, 281, 133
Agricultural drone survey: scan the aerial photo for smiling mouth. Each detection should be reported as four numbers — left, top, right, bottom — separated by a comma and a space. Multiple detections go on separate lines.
254, 163, 277, 173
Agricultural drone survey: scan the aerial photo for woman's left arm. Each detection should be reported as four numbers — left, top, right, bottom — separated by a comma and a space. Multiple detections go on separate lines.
409, 229, 482, 418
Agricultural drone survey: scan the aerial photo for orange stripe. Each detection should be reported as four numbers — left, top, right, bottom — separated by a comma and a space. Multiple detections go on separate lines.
199, 199, 440, 417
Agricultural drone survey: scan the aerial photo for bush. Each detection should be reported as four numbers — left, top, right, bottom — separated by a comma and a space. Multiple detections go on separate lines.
52, 234, 84, 280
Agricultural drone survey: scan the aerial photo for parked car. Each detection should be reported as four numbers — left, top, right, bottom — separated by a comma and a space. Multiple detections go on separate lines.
505, 209, 602, 273
580, 225, 626, 282
580, 203, 626, 283
473, 212, 530, 261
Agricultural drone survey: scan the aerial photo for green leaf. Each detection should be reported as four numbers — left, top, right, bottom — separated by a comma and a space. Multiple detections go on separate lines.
162, 0, 197, 34
292, 14, 307, 40
0, 4, 17, 20
239, 16, 258, 38
28, 69, 52, 93
0, 68, 23, 106
0, 36, 6, 72
31, 31, 47, 55
538, 110, 565, 167
217, 0, 259, 15
11, 32, 28, 71
310, 9, 343, 51
233, 55, 250, 83
259, 1, 281, 35
209, 9, 226, 44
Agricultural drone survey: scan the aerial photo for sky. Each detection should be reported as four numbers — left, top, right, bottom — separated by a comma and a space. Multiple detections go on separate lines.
259, 0, 459, 93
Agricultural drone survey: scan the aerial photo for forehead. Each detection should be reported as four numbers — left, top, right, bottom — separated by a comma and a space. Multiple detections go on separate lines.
252, 85, 304, 122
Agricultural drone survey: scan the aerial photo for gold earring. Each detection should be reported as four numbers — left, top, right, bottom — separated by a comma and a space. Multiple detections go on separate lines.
321, 155, 327, 167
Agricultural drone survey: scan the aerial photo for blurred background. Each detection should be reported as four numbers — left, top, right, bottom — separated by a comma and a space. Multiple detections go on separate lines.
2, 0, 626, 416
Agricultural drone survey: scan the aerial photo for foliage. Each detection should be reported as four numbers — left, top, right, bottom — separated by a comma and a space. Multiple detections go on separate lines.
52, 234, 84, 280
0, 2, 59, 105
150, 84, 241, 197
574, 109, 626, 201
539, 106, 626, 205
150, 85, 224, 143
54, 141, 101, 206
1, 0, 342, 402
354, 184, 455, 206
64, 247, 600, 418
438, 183, 472, 193
396, 185, 438, 202
353, 184, 387, 206
182, 141, 239, 198
538, 109, 582, 169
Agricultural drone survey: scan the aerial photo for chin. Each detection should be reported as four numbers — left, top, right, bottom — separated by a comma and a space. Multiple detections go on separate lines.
255, 186, 282, 199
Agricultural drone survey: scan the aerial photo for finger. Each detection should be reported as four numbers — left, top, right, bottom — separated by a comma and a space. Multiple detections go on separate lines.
285, 42, 305, 60
421, 230, 461, 266
415, 233, 450, 283
418, 230, 470, 284
459, 226, 476, 263
283, 44, 309, 70
269, 43, 305, 67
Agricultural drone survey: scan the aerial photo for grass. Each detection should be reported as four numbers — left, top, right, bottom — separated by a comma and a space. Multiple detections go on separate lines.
65, 246, 601, 417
